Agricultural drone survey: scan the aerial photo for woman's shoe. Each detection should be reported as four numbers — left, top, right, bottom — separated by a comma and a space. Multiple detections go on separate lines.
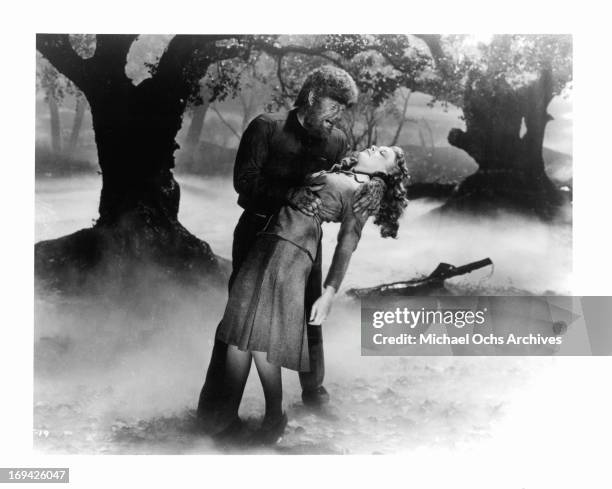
248, 412, 288, 446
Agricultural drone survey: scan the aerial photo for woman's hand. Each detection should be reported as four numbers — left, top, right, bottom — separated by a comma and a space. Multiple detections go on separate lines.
309, 286, 336, 325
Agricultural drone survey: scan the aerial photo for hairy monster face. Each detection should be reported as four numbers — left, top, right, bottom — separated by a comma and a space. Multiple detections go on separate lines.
301, 95, 345, 139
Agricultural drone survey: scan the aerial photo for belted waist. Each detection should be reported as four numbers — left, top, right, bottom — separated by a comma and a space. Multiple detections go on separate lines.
257, 232, 317, 263
256, 206, 322, 264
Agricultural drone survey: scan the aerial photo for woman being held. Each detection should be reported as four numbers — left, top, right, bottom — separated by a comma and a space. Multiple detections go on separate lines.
212, 145, 409, 444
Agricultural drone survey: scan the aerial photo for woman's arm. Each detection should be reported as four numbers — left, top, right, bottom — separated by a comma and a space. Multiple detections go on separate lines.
309, 185, 369, 325
324, 192, 369, 291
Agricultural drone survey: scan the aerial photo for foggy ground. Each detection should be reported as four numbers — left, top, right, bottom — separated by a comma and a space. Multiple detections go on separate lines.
32, 174, 602, 455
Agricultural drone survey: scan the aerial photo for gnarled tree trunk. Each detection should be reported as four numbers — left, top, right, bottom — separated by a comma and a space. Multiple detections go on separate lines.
441, 69, 564, 219
35, 34, 233, 296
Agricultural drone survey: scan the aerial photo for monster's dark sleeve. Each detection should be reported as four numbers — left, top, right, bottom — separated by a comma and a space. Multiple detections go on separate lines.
233, 116, 289, 210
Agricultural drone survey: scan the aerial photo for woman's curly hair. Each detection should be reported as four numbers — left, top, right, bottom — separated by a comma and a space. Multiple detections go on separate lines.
334, 147, 410, 238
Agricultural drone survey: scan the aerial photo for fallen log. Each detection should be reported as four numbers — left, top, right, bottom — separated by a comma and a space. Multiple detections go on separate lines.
347, 258, 493, 298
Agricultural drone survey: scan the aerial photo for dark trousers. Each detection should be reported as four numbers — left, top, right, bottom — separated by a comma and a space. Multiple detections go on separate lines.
196, 210, 325, 418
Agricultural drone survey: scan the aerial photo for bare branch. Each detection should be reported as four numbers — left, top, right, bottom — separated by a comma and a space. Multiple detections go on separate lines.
275, 55, 289, 98
210, 105, 241, 140
390, 89, 412, 145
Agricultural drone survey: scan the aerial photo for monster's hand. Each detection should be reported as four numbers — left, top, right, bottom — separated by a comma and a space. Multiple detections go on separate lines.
352, 177, 386, 216
286, 184, 324, 217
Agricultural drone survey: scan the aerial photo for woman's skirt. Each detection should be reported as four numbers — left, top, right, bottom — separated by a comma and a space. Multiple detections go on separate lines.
215, 233, 314, 372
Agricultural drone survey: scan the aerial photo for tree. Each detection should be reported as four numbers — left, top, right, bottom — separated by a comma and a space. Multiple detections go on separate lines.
36, 36, 96, 158
180, 81, 212, 163
35, 34, 437, 294
176, 53, 272, 175
66, 91, 87, 156
35, 34, 252, 293
389, 87, 414, 146
415, 34, 573, 218
36, 56, 67, 154
64, 35, 95, 156
260, 35, 432, 150
35, 34, 571, 296
260, 34, 572, 217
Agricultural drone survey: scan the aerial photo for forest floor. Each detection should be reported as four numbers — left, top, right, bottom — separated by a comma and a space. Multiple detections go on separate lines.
33, 174, 597, 456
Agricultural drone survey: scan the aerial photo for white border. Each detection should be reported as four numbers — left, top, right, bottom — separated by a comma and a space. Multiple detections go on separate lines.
2, 1, 611, 488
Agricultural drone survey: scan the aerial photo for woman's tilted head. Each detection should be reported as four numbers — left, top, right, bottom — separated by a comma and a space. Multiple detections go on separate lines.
355, 145, 403, 176
337, 146, 410, 239
371, 146, 409, 239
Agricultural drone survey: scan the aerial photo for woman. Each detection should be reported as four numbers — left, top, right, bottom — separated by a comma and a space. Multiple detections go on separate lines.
212, 145, 409, 444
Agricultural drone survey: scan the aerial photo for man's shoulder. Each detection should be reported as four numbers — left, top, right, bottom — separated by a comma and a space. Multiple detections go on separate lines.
241, 112, 284, 140
250, 111, 287, 127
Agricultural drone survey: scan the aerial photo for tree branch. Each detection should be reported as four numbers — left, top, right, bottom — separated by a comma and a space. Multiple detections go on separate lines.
448, 128, 477, 159
155, 35, 250, 90
91, 34, 138, 82
253, 38, 421, 79
390, 89, 412, 145
413, 35, 445, 65
252, 40, 346, 69
275, 55, 289, 99
36, 34, 88, 90
211, 105, 241, 140
156, 35, 209, 82
257, 39, 427, 92
521, 67, 554, 164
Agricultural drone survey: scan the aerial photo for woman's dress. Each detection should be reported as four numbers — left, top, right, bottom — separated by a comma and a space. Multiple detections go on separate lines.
215, 170, 369, 371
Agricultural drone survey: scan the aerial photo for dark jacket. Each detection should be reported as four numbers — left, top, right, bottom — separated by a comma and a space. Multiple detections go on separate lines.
234, 108, 349, 216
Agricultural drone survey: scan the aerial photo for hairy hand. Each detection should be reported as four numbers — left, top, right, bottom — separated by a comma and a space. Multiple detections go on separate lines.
353, 177, 386, 216
287, 184, 324, 217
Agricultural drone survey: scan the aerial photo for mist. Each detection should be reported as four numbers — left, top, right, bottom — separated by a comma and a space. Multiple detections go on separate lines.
34, 173, 574, 454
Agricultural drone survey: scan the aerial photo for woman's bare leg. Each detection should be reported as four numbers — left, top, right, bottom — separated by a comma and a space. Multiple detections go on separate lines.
252, 351, 283, 423
220, 344, 252, 424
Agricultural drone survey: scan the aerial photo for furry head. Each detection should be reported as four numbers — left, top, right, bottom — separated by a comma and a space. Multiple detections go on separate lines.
294, 65, 359, 108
